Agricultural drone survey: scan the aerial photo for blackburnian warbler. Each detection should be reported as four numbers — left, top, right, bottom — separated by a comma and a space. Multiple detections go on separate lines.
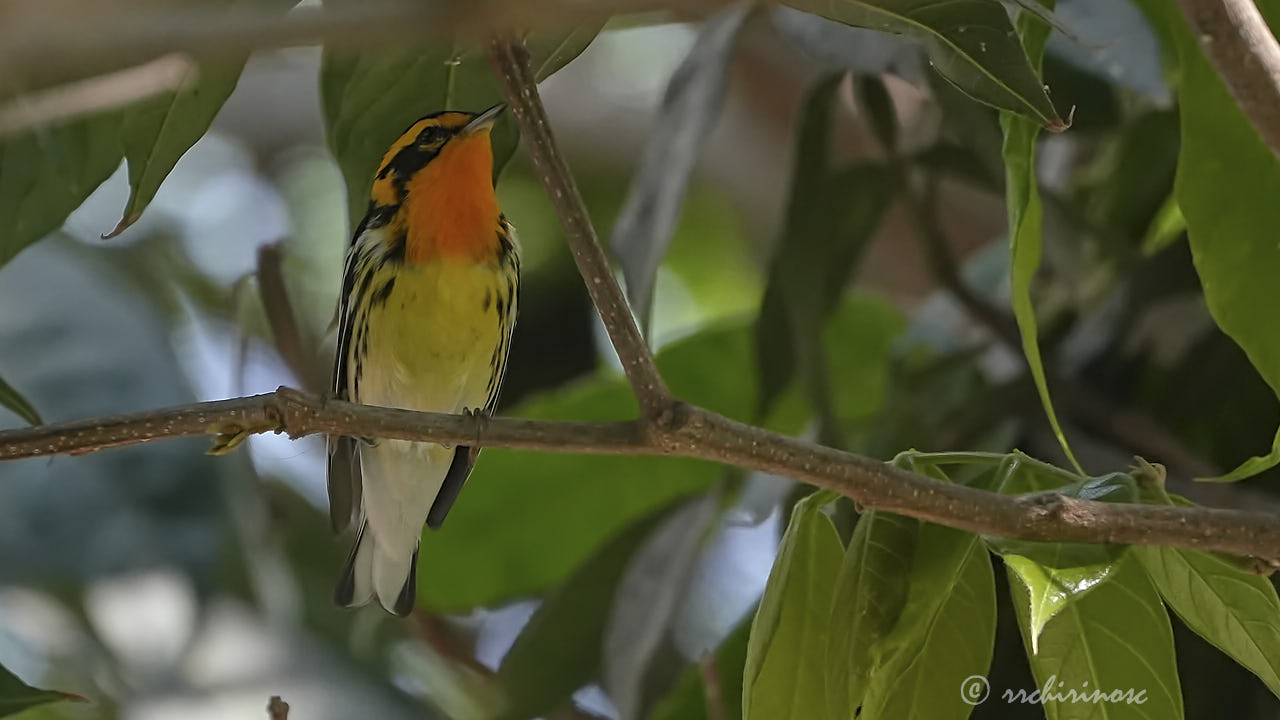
328, 104, 520, 616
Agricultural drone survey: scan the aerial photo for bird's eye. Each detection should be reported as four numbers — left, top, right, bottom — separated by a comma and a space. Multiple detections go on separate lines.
417, 126, 446, 146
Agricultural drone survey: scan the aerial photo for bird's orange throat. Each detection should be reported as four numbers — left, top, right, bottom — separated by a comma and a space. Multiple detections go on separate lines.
403, 132, 500, 264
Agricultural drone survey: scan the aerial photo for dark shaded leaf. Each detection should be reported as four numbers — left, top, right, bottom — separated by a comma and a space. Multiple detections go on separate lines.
785, 0, 1064, 128
0, 116, 122, 266
498, 506, 672, 720
0, 663, 84, 718
611, 2, 752, 332
0, 373, 41, 426
1000, 1, 1082, 472
755, 73, 893, 422
742, 492, 842, 720
1012, 554, 1183, 719
647, 618, 751, 720
604, 492, 720, 720
322, 20, 601, 223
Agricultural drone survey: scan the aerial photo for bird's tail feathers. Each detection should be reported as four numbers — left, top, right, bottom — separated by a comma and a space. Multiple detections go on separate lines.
334, 521, 418, 617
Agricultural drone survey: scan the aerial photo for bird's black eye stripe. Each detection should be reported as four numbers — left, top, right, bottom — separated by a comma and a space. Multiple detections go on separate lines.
416, 125, 449, 146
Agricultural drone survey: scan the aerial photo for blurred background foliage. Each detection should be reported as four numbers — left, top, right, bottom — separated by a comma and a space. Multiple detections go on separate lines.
1, 0, 1279, 718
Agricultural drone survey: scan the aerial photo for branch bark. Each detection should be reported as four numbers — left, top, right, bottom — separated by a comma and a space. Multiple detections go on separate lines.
487, 35, 674, 419
1177, 0, 1280, 159
4, 386, 1280, 558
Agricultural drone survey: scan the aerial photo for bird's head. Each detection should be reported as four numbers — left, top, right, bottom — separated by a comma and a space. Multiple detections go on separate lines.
369, 104, 507, 263
370, 104, 505, 209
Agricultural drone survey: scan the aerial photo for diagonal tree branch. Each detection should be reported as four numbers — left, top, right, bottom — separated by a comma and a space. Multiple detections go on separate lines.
487, 35, 674, 419
1177, 0, 1280, 159
3, 386, 1280, 558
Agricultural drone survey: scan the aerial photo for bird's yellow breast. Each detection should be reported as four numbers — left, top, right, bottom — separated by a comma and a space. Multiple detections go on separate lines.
354, 256, 512, 415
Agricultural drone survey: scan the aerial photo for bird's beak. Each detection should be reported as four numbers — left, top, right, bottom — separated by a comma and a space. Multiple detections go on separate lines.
463, 103, 506, 135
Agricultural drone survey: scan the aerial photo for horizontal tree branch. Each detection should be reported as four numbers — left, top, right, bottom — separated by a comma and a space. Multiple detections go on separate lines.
3, 386, 1280, 559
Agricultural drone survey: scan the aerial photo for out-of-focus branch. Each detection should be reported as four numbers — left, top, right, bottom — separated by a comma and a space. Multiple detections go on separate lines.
0, 54, 192, 136
1176, 0, 1280, 159
256, 244, 326, 394
3, 387, 1280, 557
0, 0, 735, 95
699, 652, 728, 720
487, 35, 674, 419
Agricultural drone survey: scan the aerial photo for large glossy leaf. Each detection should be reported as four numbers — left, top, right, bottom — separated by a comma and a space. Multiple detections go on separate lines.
1012, 554, 1183, 720
858, 523, 996, 720
785, 0, 1063, 128
107, 0, 299, 237
1131, 0, 1280, 481
0, 116, 122, 266
0, 373, 41, 426
742, 492, 843, 720
824, 509, 918, 718
612, 2, 752, 332
1135, 486, 1280, 699
322, 20, 601, 223
498, 505, 671, 720
0, 663, 82, 718
999, 2, 1081, 472
755, 73, 893, 423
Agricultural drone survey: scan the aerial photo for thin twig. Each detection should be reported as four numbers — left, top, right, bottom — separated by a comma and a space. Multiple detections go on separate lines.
699, 652, 728, 720
487, 35, 674, 419
256, 244, 326, 393
1176, 0, 1280, 159
3, 387, 1280, 557
0, 54, 193, 136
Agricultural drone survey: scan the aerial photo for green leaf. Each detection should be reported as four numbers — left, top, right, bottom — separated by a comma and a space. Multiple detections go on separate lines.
1141, 0, 1280, 482
755, 73, 893, 426
498, 506, 671, 720
108, 0, 299, 237
1011, 554, 1183, 720
1139, 546, 1280, 700
824, 509, 918, 718
1134, 488, 1280, 699
0, 116, 122, 266
858, 524, 996, 720
648, 618, 751, 720
785, 0, 1063, 128
1140, 192, 1186, 256
0, 663, 82, 718
999, 1, 1082, 473
321, 21, 601, 224
0, 373, 41, 426
742, 492, 843, 720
